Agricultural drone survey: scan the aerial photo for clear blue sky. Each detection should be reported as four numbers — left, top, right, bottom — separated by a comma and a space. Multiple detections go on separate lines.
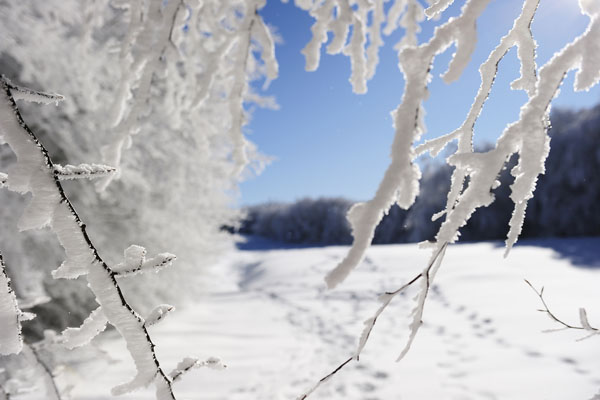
239, 0, 600, 206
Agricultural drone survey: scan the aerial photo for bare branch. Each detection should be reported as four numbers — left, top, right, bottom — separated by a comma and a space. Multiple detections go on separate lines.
525, 280, 599, 339
113, 245, 176, 278
144, 304, 175, 328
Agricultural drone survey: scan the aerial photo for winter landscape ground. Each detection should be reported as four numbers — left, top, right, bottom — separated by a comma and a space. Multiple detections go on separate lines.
49, 237, 600, 400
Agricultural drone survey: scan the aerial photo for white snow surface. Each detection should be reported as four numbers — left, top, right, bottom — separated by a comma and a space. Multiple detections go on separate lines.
62, 239, 600, 400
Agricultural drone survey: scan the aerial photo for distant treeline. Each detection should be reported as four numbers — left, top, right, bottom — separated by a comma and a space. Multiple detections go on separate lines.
235, 104, 600, 245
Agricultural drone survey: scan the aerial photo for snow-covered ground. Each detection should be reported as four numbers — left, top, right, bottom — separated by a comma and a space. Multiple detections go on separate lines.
69, 238, 600, 400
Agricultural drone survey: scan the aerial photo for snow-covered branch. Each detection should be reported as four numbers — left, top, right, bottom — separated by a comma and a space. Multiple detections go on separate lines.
100, 0, 185, 191
301, 0, 431, 93
431, 0, 600, 256
53, 163, 116, 181
169, 357, 226, 383
0, 252, 23, 356
307, 0, 600, 395
144, 305, 175, 328
0, 77, 189, 399
113, 245, 176, 278
326, 0, 491, 289
416, 0, 539, 159
425, 0, 456, 18
59, 307, 108, 350
1, 77, 64, 105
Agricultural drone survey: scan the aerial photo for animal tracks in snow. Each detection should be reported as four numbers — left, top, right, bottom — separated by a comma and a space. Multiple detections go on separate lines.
73, 241, 600, 400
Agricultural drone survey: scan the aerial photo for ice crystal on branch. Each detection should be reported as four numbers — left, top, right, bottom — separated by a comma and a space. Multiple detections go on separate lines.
53, 163, 116, 181
113, 245, 176, 278
0, 77, 207, 400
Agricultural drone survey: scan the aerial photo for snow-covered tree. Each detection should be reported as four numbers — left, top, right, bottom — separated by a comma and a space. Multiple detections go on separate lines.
0, 0, 278, 318
0, 0, 274, 397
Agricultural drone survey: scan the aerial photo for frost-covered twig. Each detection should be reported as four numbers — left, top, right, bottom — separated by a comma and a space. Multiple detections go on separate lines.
226, 4, 261, 177
1, 77, 64, 105
144, 304, 175, 328
425, 0, 456, 18
301, 0, 431, 93
299, 243, 447, 399
100, 0, 185, 191
0, 252, 23, 356
297, 356, 353, 400
328, 0, 600, 332
168, 356, 225, 383
53, 163, 116, 181
526, 280, 599, 340
58, 307, 108, 350
358, 242, 448, 360
0, 77, 185, 399
113, 245, 176, 278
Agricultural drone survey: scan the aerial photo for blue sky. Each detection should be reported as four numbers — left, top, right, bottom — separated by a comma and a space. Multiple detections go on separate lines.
239, 0, 600, 206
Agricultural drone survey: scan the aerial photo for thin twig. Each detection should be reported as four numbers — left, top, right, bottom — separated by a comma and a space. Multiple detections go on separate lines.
297, 357, 353, 400
298, 242, 448, 400
525, 280, 598, 333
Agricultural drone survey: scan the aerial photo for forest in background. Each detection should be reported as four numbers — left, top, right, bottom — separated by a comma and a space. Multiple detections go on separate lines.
237, 103, 600, 245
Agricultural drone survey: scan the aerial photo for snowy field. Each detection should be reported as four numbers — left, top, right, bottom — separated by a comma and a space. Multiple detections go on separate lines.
67, 238, 600, 400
